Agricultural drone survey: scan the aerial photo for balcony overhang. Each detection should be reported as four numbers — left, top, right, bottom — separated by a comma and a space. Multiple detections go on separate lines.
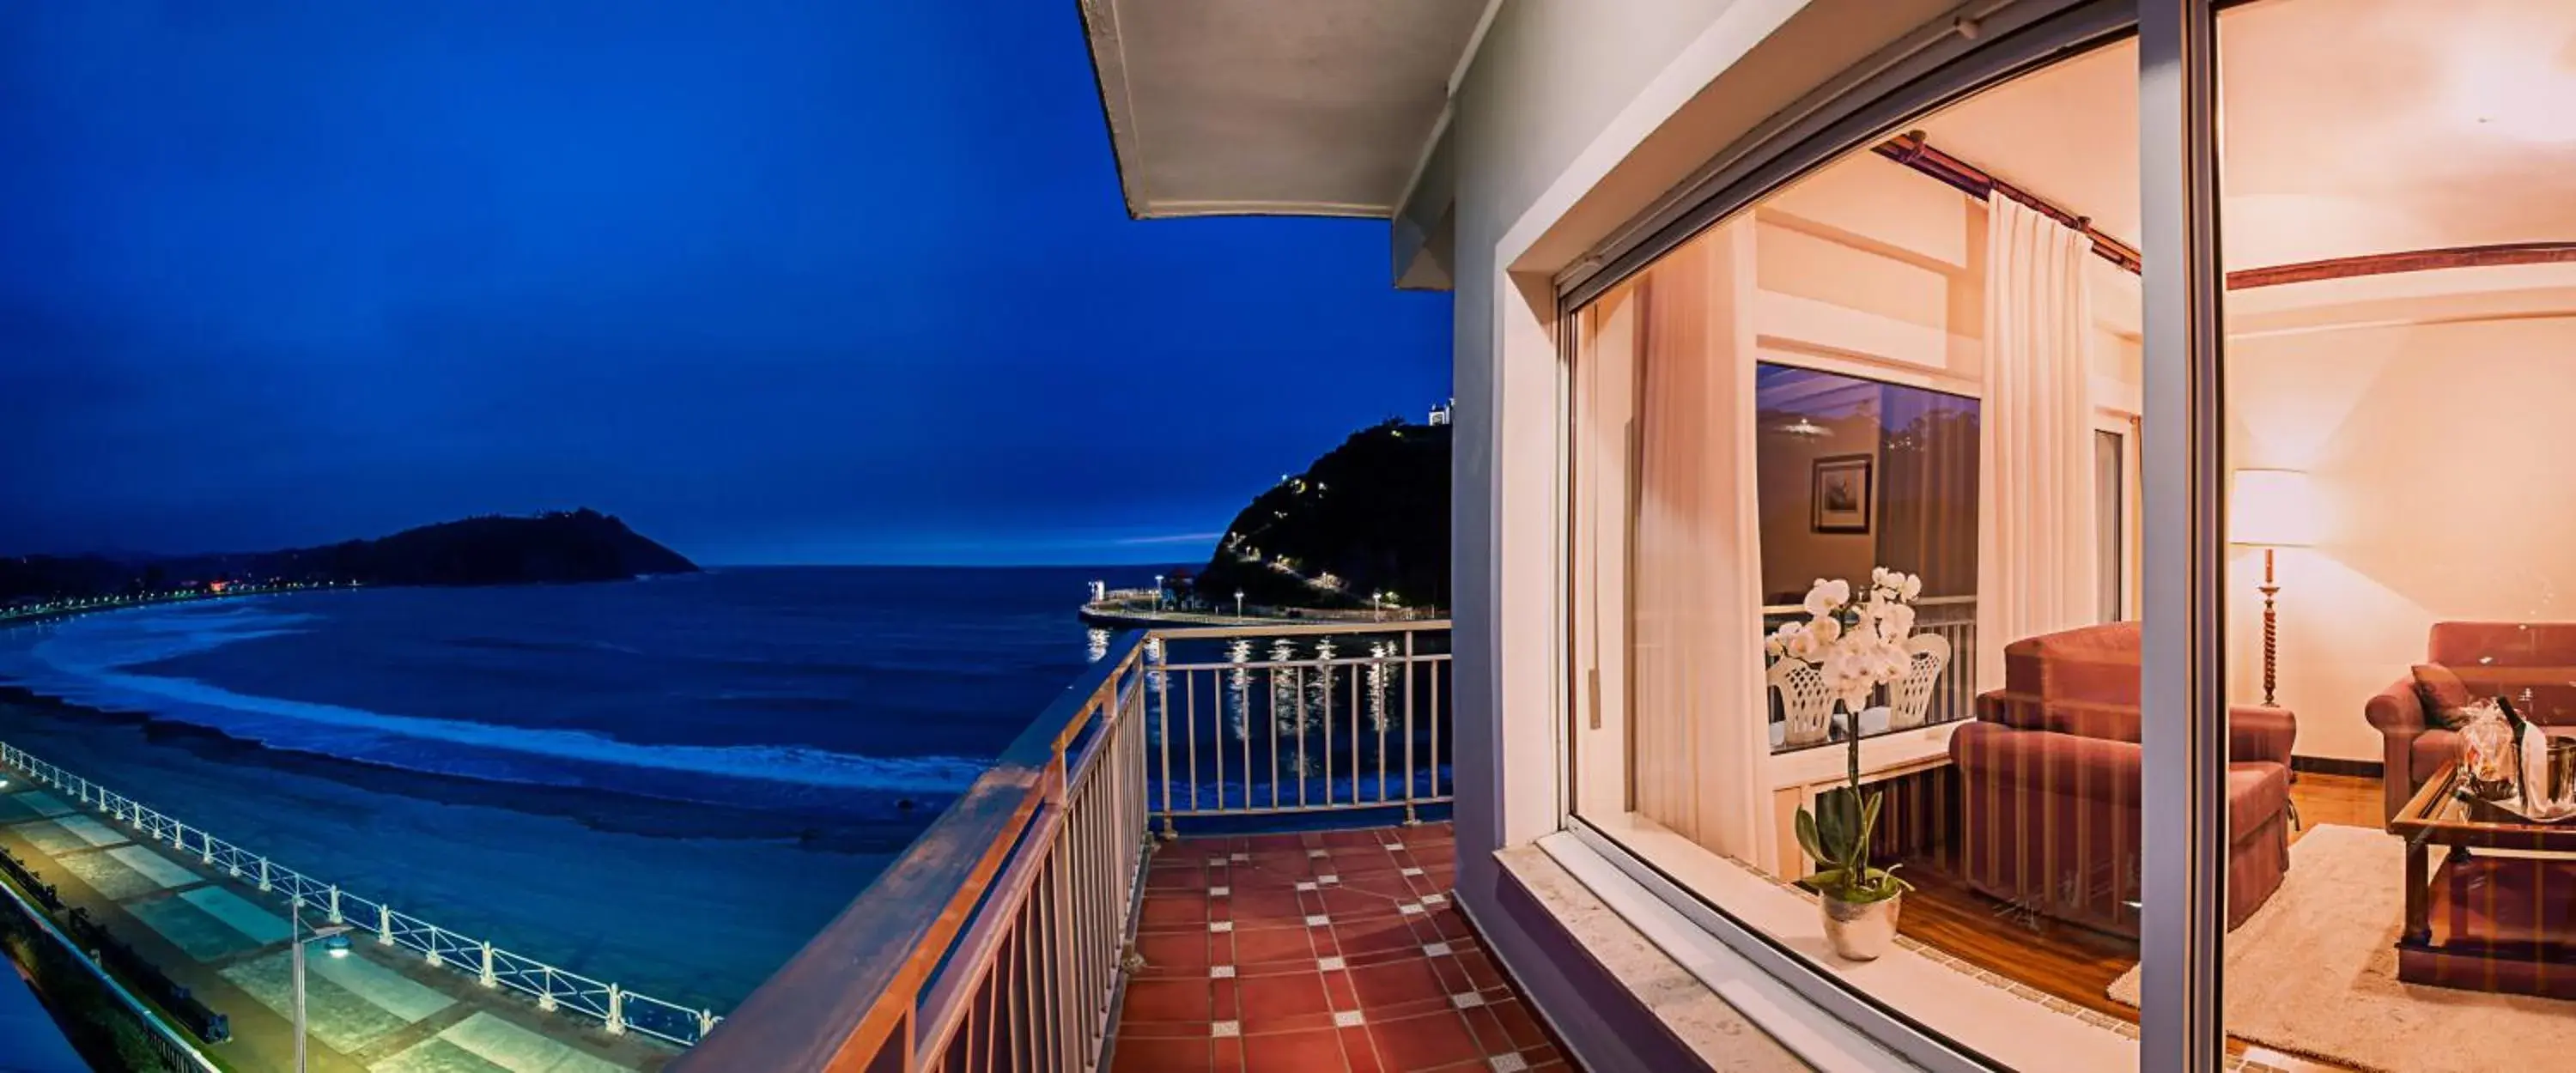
1078, 0, 1492, 225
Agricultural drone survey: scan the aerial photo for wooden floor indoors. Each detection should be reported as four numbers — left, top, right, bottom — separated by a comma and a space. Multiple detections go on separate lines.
1898, 772, 2384, 1072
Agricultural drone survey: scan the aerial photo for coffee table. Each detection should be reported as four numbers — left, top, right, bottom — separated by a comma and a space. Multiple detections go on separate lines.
2388, 757, 2576, 997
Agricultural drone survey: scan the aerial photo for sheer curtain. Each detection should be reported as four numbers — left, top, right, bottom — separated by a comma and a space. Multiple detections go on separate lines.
1975, 196, 2099, 689
1628, 222, 1770, 863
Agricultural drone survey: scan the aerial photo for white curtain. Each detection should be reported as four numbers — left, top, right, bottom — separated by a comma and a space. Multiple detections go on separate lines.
1975, 196, 2099, 690
1627, 221, 1771, 864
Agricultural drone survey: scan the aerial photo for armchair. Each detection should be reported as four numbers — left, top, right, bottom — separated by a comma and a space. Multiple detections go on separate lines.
1948, 622, 2295, 937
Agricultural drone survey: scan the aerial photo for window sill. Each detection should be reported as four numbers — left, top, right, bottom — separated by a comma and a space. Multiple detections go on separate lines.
1491, 841, 1826, 1071
1558, 811, 2139, 1072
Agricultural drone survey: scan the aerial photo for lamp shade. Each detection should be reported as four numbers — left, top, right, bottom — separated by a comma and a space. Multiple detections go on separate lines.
2229, 469, 2318, 547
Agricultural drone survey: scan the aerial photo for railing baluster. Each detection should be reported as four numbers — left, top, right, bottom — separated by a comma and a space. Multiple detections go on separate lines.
1242, 661, 1255, 814
1404, 630, 1419, 821
1182, 671, 1198, 821
1431, 658, 1443, 799
1155, 658, 1172, 832
1294, 661, 1309, 809
1347, 660, 1361, 806
1320, 652, 1334, 806
1375, 645, 1389, 803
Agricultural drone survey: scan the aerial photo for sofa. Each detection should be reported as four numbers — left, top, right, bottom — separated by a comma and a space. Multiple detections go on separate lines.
2365, 621, 2576, 821
1947, 622, 2297, 937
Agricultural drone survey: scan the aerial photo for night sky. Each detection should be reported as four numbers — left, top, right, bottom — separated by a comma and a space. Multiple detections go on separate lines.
0, 3, 1450, 566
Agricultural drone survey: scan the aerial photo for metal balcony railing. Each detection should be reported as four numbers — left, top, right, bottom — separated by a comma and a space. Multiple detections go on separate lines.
674, 620, 1454, 1071
1139, 621, 1454, 830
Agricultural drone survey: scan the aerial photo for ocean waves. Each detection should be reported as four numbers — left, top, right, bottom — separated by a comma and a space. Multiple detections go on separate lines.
0, 600, 992, 809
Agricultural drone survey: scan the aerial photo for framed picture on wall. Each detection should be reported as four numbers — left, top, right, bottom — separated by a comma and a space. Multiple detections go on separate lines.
1812, 454, 1873, 533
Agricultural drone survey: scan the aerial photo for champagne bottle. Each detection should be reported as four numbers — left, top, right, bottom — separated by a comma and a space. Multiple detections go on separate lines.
2500, 694, 2534, 809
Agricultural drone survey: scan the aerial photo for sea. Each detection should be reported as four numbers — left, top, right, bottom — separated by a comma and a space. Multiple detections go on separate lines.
0, 565, 1168, 1015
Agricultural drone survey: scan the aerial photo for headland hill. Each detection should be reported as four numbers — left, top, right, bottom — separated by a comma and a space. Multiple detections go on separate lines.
3, 508, 698, 609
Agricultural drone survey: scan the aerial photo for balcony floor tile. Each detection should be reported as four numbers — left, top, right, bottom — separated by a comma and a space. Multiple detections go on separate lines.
1112, 823, 1580, 1072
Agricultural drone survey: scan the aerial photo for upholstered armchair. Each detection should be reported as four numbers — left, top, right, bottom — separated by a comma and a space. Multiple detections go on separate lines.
1948, 622, 2296, 937
2366, 621, 2576, 821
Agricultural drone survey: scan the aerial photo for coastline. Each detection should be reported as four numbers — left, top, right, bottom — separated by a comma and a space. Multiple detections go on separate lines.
0, 687, 893, 1010
0, 567, 1112, 1008
0, 686, 943, 853
0, 585, 969, 852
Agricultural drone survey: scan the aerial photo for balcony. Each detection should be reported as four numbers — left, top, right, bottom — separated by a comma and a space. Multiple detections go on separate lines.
671, 621, 1567, 1072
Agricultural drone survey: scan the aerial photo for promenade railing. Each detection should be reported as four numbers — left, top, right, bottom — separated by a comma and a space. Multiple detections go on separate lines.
671, 620, 1453, 1070
0, 742, 719, 1048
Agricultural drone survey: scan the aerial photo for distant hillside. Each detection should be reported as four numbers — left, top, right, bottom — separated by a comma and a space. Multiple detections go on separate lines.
2, 509, 697, 601
1192, 420, 1449, 611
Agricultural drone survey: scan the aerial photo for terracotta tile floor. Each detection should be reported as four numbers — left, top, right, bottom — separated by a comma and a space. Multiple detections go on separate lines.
1113, 822, 1577, 1073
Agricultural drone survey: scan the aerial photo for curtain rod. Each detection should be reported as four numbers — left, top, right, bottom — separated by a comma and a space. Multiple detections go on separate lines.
1872, 131, 2142, 274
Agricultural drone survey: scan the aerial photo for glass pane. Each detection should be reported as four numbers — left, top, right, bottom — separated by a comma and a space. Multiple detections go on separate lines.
2219, 2, 2576, 1068
1757, 366, 1980, 753
1561, 34, 2143, 1068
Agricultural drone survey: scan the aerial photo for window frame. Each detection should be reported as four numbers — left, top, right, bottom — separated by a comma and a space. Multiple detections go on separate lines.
1546, 0, 2242, 1068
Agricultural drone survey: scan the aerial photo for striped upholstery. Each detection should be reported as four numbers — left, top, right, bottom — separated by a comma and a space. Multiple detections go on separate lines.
2367, 621, 2576, 819
1951, 622, 2293, 937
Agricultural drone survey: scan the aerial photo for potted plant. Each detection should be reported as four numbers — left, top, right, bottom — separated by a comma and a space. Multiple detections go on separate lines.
1770, 568, 1922, 960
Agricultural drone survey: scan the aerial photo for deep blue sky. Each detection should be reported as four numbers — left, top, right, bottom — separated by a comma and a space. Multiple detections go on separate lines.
0, 3, 1449, 566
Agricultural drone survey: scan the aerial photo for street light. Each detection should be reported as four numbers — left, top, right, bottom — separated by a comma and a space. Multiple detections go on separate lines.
1152, 575, 1163, 613
290, 901, 354, 1073
1235, 590, 1245, 619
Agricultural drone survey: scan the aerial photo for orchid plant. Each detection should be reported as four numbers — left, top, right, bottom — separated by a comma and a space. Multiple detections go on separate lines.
1771, 567, 1924, 906
1765, 567, 1924, 712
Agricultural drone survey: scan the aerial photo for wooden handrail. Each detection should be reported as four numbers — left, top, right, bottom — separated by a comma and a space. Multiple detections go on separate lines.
668, 633, 1144, 1071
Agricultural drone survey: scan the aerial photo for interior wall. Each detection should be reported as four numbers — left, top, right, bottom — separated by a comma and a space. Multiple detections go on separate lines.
2225, 312, 2576, 762
1755, 414, 1881, 603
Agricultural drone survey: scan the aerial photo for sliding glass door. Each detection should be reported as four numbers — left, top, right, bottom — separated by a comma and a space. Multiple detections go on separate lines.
1557, 0, 2573, 1066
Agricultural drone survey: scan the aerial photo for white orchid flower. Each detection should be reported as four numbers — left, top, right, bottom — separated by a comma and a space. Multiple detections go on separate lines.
1802, 578, 1848, 617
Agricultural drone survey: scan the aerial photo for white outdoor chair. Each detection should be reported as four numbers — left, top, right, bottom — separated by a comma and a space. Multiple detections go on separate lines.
1886, 633, 1951, 730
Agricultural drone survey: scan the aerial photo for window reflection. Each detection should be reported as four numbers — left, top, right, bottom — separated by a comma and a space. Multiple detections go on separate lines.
1757, 365, 1979, 753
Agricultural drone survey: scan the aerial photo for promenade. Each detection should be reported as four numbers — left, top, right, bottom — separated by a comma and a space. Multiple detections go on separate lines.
0, 780, 673, 1073
1076, 600, 1437, 632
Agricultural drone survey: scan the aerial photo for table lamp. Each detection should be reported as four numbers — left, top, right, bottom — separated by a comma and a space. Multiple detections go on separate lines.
2228, 469, 2317, 706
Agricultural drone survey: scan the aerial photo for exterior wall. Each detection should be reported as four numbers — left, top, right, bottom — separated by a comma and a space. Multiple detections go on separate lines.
1443, 0, 1968, 1064
2223, 308, 2576, 762
1445, 4, 1753, 1066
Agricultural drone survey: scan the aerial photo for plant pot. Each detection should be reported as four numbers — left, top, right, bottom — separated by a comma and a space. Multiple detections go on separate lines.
1819, 891, 1901, 961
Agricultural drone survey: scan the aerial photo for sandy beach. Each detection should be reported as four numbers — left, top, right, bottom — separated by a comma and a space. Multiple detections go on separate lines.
0, 691, 890, 1014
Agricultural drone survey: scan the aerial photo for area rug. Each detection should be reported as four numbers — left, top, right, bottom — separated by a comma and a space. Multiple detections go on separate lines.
2107, 823, 2576, 1073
